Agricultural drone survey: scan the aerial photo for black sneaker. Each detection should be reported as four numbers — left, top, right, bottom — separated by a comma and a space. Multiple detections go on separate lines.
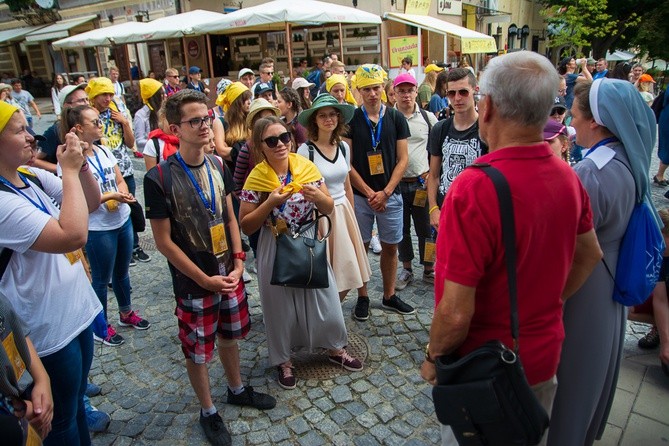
199, 412, 231, 446
227, 386, 276, 410
638, 326, 660, 349
353, 296, 370, 321
382, 294, 416, 315
133, 247, 151, 263
128, 257, 137, 267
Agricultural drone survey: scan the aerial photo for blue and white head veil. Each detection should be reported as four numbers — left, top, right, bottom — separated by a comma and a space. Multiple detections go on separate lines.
590, 78, 657, 208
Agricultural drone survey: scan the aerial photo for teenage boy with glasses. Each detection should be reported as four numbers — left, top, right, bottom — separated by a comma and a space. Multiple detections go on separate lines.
144, 89, 275, 446
426, 68, 488, 231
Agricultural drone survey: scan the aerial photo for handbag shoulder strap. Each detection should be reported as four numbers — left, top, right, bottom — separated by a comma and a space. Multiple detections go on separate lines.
470, 163, 519, 351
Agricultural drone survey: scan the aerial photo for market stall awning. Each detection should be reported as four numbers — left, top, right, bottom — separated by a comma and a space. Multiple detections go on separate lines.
111, 9, 229, 44
25, 15, 98, 43
605, 50, 636, 62
52, 21, 146, 50
197, 0, 382, 34
384, 12, 497, 54
0, 25, 46, 45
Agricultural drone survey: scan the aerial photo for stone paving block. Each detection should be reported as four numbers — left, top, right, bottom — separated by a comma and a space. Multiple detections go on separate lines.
594, 424, 623, 446
288, 416, 310, 435
606, 388, 634, 428
306, 387, 326, 399
356, 411, 379, 428
330, 384, 353, 403
330, 408, 353, 425
298, 430, 326, 446
361, 390, 383, 408
374, 403, 396, 423
632, 373, 669, 424
619, 413, 669, 445
250, 416, 271, 431
313, 396, 335, 412
369, 423, 392, 441
119, 413, 153, 437
267, 405, 292, 422
294, 396, 313, 411
247, 430, 270, 444
616, 358, 646, 394
353, 433, 380, 445
267, 424, 291, 442
390, 419, 414, 437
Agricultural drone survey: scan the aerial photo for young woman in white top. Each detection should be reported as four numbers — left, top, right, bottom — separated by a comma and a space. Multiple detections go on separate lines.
297, 94, 371, 301
61, 105, 150, 347
0, 100, 102, 445
51, 74, 66, 116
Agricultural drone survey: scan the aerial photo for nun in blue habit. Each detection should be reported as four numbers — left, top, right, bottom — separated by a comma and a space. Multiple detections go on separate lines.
548, 78, 658, 446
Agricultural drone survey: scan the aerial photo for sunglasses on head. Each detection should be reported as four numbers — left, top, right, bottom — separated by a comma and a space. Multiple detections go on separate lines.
263, 131, 291, 148
446, 89, 471, 98
551, 107, 566, 116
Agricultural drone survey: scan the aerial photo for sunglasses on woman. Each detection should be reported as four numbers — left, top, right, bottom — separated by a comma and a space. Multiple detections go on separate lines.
263, 131, 292, 148
551, 108, 566, 116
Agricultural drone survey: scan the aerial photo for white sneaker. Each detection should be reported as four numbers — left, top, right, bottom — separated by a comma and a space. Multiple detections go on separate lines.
369, 235, 382, 255
396, 268, 414, 291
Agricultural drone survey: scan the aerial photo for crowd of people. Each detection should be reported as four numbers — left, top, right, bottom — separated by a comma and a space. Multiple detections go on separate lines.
0, 46, 666, 446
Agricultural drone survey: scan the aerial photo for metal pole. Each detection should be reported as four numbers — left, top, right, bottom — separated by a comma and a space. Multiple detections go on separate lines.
182, 37, 189, 77
206, 34, 214, 78
286, 22, 293, 81
124, 44, 133, 87
338, 22, 344, 62
133, 42, 142, 78
94, 47, 103, 77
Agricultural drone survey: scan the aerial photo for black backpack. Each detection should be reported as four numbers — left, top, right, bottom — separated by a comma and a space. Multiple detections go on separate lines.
651, 90, 666, 123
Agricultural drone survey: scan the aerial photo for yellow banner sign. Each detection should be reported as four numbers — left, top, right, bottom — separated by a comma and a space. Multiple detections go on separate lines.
461, 37, 498, 54
388, 35, 420, 68
405, 0, 432, 15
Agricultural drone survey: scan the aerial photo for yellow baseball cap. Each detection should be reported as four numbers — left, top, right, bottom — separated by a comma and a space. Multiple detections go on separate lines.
424, 64, 444, 74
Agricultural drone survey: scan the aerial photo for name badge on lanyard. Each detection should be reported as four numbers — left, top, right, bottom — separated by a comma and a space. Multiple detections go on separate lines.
362, 105, 385, 175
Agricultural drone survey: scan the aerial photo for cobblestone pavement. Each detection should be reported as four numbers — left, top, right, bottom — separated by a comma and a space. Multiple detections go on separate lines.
31, 102, 669, 445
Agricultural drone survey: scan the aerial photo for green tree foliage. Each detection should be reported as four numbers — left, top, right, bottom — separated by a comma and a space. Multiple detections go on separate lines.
631, 0, 669, 61
540, 0, 659, 58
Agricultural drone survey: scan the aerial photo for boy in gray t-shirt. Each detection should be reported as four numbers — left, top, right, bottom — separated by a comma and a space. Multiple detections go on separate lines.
10, 80, 41, 128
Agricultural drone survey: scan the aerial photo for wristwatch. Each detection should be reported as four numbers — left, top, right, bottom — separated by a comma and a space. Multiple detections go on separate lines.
425, 343, 435, 364
232, 252, 246, 261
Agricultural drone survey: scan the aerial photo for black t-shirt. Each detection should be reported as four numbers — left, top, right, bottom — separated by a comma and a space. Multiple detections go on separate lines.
144, 154, 235, 298
428, 117, 488, 199
347, 106, 410, 197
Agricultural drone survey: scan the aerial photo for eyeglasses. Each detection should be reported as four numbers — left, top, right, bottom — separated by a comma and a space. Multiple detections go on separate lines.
551, 108, 566, 116
179, 116, 213, 128
263, 131, 292, 148
167, 75, 179, 78
316, 112, 340, 121
446, 89, 472, 98
263, 71, 274, 76
65, 97, 89, 106
395, 89, 416, 96
90, 119, 102, 126
473, 92, 486, 102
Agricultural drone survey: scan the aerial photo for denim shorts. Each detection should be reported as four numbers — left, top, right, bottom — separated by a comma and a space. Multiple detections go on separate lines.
354, 193, 403, 245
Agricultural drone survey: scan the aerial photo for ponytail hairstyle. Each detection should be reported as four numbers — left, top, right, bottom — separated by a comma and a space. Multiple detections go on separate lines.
60, 105, 95, 142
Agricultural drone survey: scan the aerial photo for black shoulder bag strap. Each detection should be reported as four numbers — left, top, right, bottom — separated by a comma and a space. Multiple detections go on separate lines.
419, 108, 433, 133
152, 137, 161, 161
470, 163, 520, 351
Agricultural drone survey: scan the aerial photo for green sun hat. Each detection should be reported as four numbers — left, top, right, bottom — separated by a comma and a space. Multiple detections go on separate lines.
298, 93, 356, 127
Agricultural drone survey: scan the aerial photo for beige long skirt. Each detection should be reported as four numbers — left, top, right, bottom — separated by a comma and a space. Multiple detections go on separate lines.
326, 199, 372, 294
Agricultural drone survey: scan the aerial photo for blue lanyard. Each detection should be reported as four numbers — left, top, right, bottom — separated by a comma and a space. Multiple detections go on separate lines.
87, 147, 106, 183
586, 137, 619, 157
0, 173, 50, 215
361, 105, 384, 150
176, 153, 216, 217
278, 170, 292, 213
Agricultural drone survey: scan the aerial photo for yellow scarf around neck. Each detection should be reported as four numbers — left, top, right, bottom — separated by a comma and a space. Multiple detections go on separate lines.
243, 152, 322, 194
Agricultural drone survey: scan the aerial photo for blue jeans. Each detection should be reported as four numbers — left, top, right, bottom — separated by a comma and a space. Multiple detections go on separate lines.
124, 175, 140, 250
40, 326, 93, 446
86, 217, 133, 318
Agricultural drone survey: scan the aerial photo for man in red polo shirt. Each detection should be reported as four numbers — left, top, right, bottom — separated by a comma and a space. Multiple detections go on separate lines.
420, 51, 603, 445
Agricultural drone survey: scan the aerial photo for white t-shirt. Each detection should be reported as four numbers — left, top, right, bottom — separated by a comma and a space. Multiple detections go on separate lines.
297, 141, 350, 204
0, 168, 102, 356
142, 137, 163, 159
58, 146, 130, 230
